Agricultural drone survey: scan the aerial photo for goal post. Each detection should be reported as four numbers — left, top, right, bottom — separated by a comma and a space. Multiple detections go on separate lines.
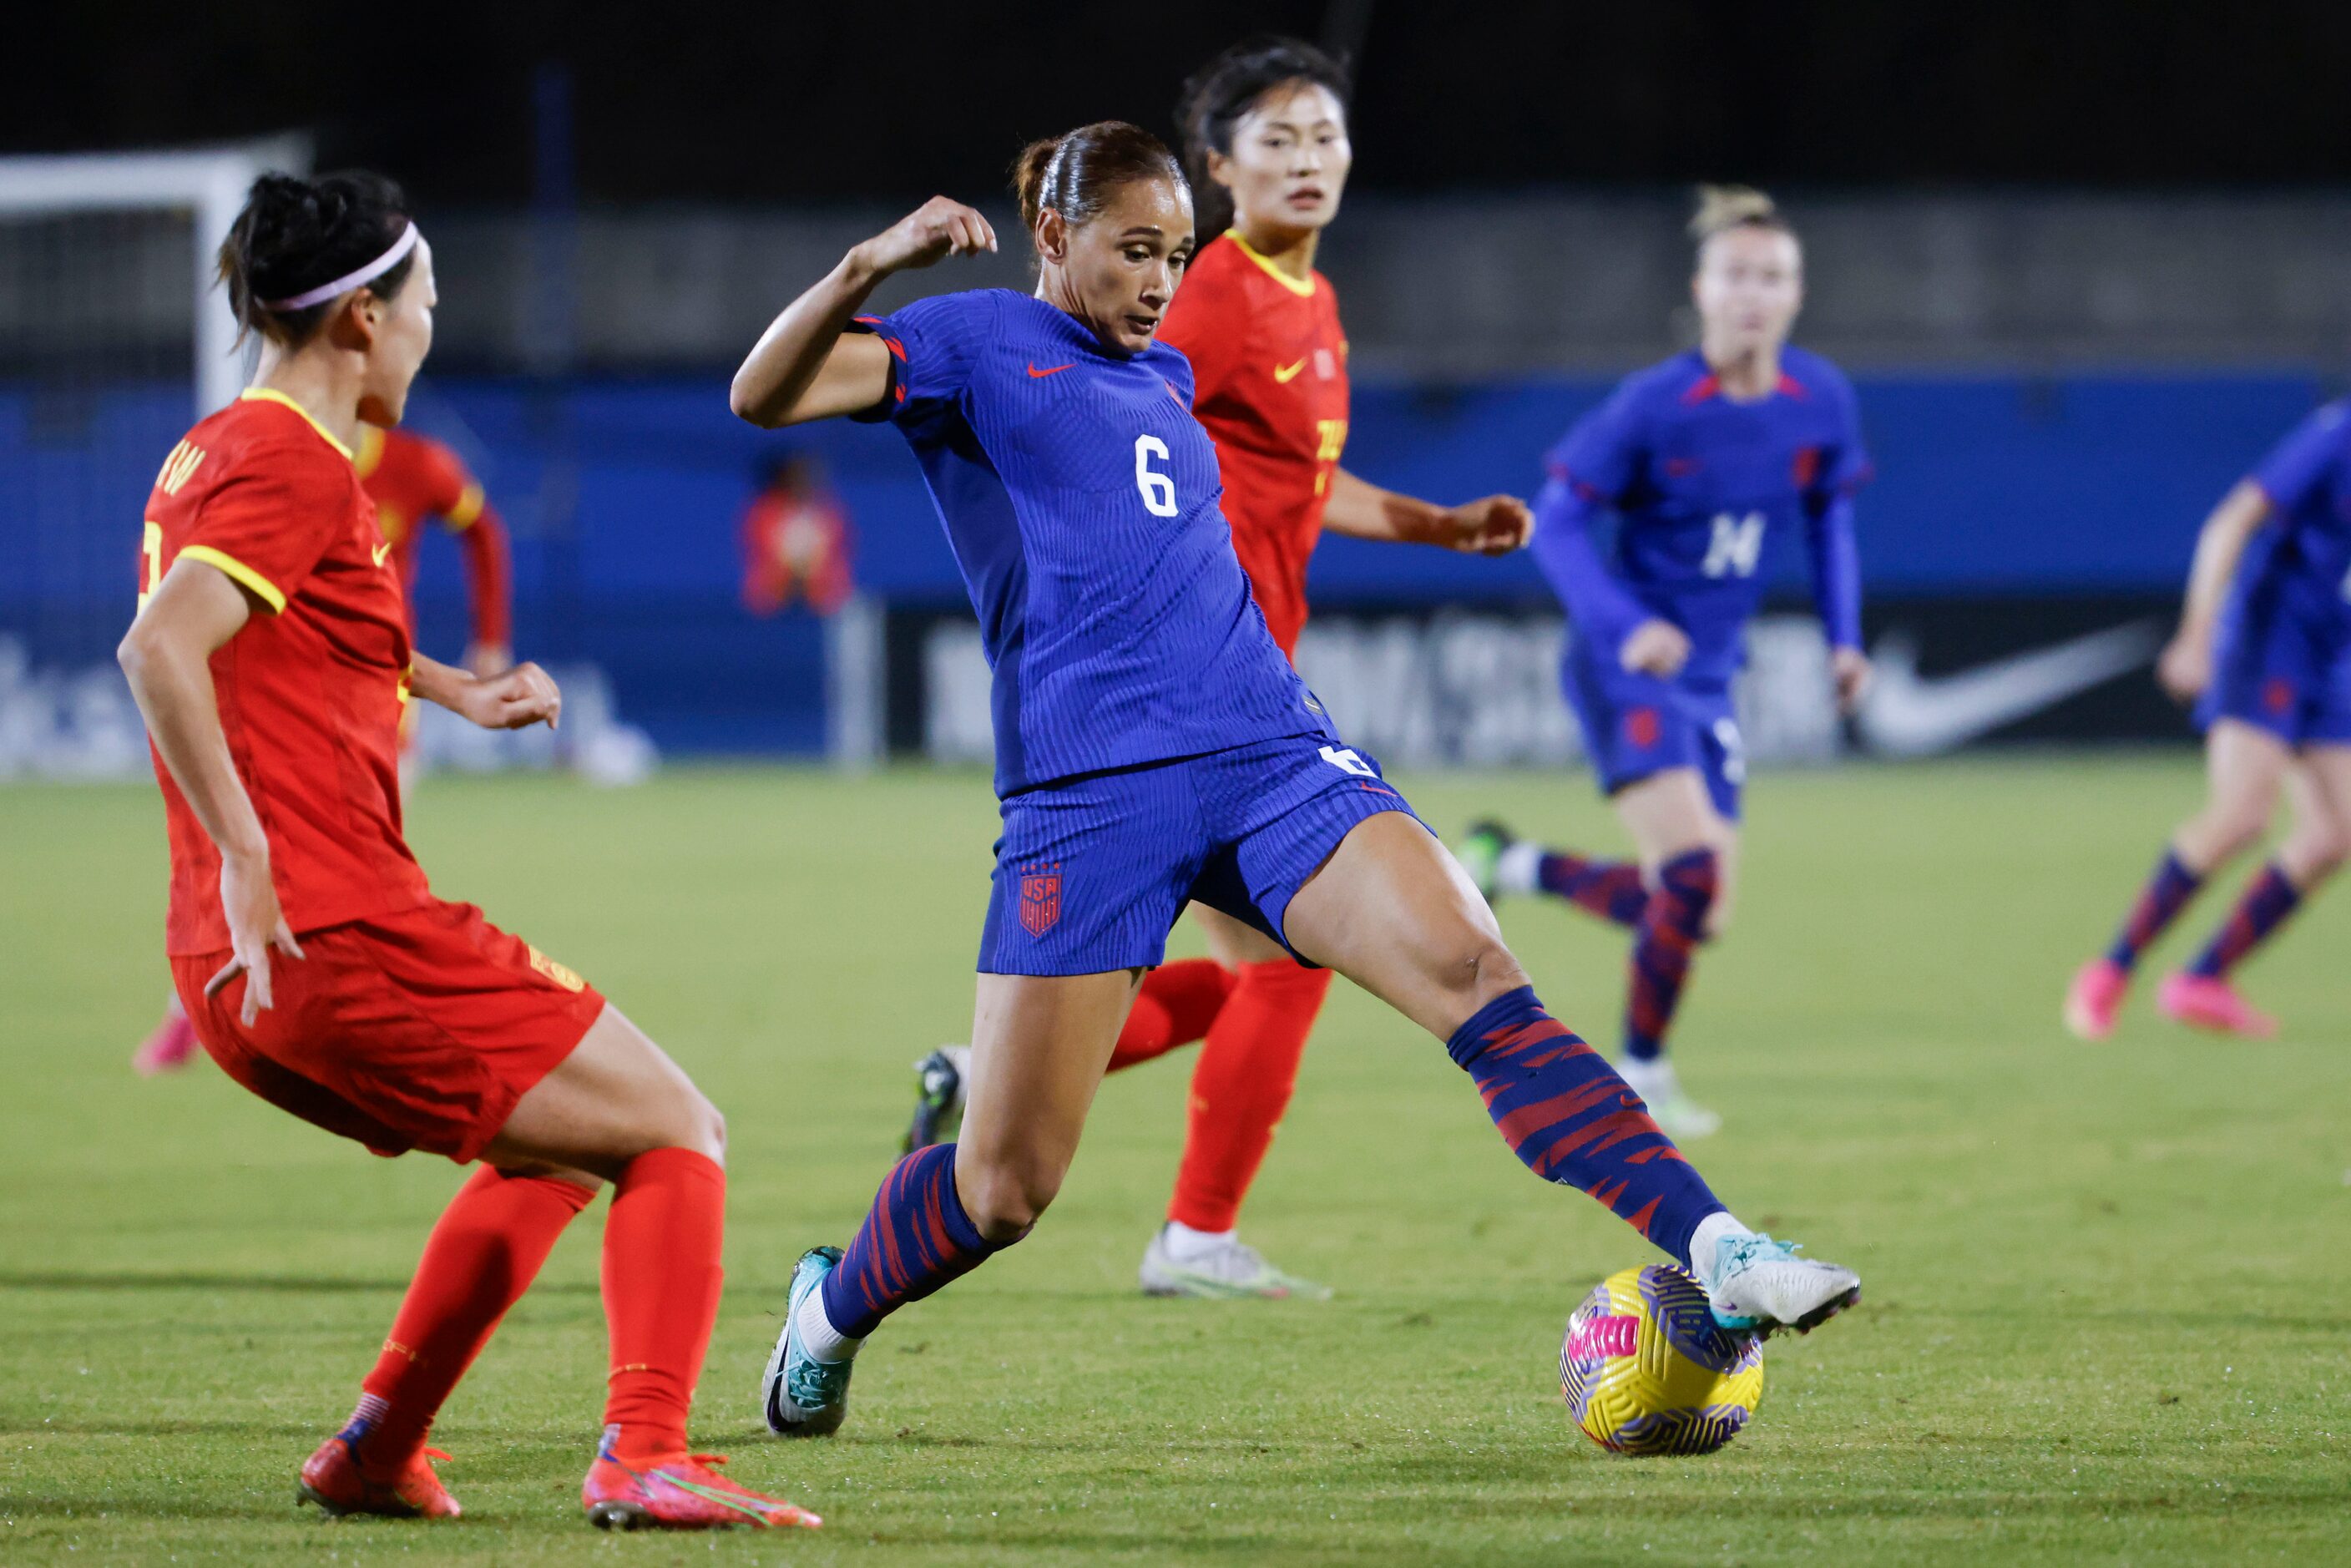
0, 137, 310, 416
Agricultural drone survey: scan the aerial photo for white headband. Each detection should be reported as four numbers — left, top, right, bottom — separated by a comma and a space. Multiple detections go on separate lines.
262, 222, 421, 311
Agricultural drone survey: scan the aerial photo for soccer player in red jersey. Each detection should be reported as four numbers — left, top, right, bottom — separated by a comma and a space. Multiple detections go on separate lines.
120, 170, 817, 1533
133, 423, 511, 1075
902, 39, 1533, 1300
356, 423, 513, 677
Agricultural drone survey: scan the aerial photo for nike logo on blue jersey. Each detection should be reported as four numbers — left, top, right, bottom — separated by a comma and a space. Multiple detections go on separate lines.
1027, 363, 1074, 378
1858, 621, 2164, 756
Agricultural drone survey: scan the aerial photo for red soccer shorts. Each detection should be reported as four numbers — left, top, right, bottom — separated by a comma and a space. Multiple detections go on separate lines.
170, 898, 604, 1163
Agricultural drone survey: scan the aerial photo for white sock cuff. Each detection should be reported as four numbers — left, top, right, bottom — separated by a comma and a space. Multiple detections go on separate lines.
1687, 1211, 1753, 1286
1496, 840, 1545, 896
795, 1278, 862, 1363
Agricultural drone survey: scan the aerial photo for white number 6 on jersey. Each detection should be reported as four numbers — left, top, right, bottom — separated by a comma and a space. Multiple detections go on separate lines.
1135, 435, 1178, 518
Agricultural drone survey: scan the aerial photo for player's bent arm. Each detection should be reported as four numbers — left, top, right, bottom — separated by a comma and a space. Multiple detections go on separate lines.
119, 558, 304, 1021
1529, 476, 1650, 652
1802, 493, 1863, 652
118, 559, 268, 863
730, 196, 997, 427
1322, 468, 1534, 555
409, 651, 563, 731
2177, 480, 2273, 645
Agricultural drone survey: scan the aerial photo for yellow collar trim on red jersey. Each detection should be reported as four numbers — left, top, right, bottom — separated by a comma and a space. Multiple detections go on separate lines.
1224, 230, 1317, 298
239, 387, 355, 463
353, 422, 387, 478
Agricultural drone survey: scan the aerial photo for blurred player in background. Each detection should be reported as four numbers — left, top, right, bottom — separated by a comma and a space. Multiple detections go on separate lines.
2064, 402, 2351, 1039
132, 420, 512, 1074
731, 124, 1860, 1444
121, 169, 817, 1532
739, 450, 854, 615
357, 422, 512, 678
898, 38, 1531, 1302
1459, 188, 1873, 1137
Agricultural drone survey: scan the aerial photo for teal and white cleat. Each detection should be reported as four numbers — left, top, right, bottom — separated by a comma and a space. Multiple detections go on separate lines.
1454, 819, 1517, 903
1138, 1227, 1333, 1301
1700, 1232, 1860, 1336
760, 1247, 853, 1438
902, 1045, 970, 1154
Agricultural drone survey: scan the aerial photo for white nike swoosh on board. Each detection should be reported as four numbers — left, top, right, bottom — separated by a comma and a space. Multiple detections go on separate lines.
1857, 620, 2165, 757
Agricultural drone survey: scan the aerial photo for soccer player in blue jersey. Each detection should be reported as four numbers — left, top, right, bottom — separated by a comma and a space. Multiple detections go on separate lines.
2064, 402, 2351, 1040
728, 126, 1860, 1439
1459, 187, 1872, 1138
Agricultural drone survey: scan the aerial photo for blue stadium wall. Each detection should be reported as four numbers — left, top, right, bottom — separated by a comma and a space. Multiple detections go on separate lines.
2, 370, 2333, 754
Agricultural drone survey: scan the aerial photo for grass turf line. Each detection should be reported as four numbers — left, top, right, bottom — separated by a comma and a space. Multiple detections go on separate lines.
3, 756, 2347, 1565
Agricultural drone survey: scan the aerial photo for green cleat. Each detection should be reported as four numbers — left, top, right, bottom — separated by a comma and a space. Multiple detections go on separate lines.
760, 1247, 853, 1438
1138, 1227, 1333, 1301
1454, 819, 1517, 903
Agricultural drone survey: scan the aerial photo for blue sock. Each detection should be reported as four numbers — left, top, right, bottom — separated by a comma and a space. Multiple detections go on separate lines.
821, 1143, 1010, 1340
1624, 847, 1718, 1061
2106, 848, 2202, 972
1447, 985, 1725, 1269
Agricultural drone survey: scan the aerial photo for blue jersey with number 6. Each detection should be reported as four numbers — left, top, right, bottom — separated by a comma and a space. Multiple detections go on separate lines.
854, 289, 1328, 796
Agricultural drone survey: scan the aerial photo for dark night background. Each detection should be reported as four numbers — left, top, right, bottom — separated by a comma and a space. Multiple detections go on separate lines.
10, 1, 2351, 205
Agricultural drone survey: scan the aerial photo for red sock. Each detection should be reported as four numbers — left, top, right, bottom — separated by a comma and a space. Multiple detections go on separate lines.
355, 1165, 596, 1474
1107, 958, 1236, 1072
600, 1147, 726, 1462
1168, 960, 1332, 1232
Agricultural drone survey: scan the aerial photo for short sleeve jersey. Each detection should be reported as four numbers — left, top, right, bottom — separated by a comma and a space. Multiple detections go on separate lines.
139, 390, 432, 954
1537, 346, 1871, 685
853, 289, 1330, 796
1156, 233, 1350, 657
2233, 399, 2351, 649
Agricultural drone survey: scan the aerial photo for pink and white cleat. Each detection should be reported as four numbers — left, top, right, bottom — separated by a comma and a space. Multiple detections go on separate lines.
2156, 972, 2278, 1039
132, 999, 201, 1076
2061, 959, 2130, 1041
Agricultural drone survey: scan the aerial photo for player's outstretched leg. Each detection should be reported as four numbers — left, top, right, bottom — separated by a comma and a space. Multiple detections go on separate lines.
769, 970, 1133, 1436
483, 1009, 818, 1530
1286, 812, 1858, 1336
299, 1163, 597, 1519
2157, 746, 2351, 1037
901, 959, 1234, 1154
2065, 720, 2288, 1039
1456, 819, 1647, 928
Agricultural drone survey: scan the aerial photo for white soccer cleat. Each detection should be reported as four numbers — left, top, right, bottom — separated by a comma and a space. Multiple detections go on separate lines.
1618, 1056, 1722, 1139
1699, 1232, 1861, 1336
1138, 1227, 1332, 1301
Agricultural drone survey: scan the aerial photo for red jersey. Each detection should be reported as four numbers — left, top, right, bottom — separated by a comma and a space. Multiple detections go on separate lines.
1158, 230, 1350, 657
354, 425, 511, 649
741, 487, 854, 615
139, 390, 432, 954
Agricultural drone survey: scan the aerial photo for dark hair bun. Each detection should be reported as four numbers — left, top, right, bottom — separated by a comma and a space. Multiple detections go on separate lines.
216, 169, 414, 346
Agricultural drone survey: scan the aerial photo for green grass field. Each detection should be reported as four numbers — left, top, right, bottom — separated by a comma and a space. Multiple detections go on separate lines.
5, 756, 2348, 1565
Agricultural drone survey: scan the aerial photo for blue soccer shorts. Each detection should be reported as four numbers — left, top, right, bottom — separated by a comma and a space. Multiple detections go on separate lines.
2199, 612, 2351, 748
1561, 643, 1746, 821
977, 732, 1427, 977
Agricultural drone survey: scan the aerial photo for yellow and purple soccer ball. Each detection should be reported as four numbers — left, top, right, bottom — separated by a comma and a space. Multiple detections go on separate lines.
1560, 1263, 1764, 1456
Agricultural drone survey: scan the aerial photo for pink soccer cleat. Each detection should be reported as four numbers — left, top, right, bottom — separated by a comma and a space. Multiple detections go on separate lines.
581, 1428, 821, 1531
2156, 972, 2278, 1039
297, 1425, 461, 1519
131, 1000, 201, 1076
2061, 959, 2130, 1041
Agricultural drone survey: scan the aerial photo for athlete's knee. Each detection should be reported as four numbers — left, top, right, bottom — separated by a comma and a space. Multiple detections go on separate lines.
1454, 935, 1532, 1004
955, 1150, 1064, 1242
646, 1082, 726, 1165
2286, 820, 2351, 881
2190, 798, 2270, 861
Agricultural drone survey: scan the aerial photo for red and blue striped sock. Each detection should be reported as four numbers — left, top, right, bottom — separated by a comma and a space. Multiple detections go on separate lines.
1624, 847, 1719, 1063
1447, 985, 1725, 1268
1538, 850, 1649, 928
2106, 848, 2203, 972
821, 1142, 1011, 1340
2186, 862, 2302, 979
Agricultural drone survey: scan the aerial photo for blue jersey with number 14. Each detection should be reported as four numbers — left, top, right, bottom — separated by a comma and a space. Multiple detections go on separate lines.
1530, 346, 1870, 687
853, 289, 1329, 797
